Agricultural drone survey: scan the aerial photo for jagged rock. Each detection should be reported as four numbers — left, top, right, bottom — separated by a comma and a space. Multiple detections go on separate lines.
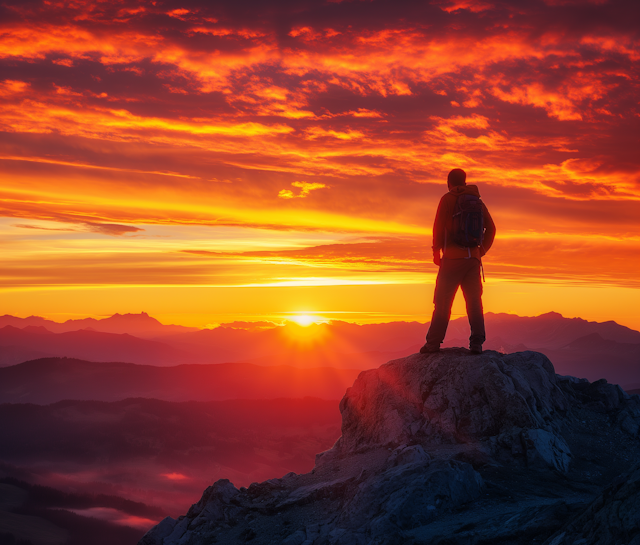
521, 428, 571, 472
142, 444, 483, 545
139, 349, 640, 545
335, 349, 571, 472
338, 458, 483, 537
544, 462, 640, 545
570, 378, 630, 412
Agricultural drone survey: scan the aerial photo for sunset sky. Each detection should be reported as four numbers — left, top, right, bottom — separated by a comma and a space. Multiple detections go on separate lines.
1, 0, 639, 329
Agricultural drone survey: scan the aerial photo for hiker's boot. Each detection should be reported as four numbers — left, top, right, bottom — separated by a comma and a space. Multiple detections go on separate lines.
420, 343, 440, 354
469, 344, 483, 355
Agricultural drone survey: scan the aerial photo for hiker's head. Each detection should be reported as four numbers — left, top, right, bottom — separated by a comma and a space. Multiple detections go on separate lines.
447, 168, 466, 189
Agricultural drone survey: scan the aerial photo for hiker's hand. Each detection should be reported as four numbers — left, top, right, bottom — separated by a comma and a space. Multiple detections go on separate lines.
433, 252, 441, 266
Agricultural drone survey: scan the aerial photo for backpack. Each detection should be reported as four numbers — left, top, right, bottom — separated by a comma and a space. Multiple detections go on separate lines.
451, 194, 484, 248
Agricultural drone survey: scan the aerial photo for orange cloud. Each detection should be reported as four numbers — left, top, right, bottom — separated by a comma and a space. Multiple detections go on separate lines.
278, 182, 328, 199
0, 0, 639, 324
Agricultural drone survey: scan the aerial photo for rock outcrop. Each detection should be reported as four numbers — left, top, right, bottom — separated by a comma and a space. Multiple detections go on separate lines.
545, 461, 640, 545
330, 350, 572, 472
140, 349, 640, 545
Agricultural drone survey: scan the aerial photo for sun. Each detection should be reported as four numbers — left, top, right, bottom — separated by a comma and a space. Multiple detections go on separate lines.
288, 314, 319, 327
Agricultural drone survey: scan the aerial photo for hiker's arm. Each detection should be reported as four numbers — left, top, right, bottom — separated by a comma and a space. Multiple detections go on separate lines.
481, 205, 496, 255
432, 196, 447, 265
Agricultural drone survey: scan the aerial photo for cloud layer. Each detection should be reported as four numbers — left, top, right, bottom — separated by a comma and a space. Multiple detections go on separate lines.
1, 0, 639, 305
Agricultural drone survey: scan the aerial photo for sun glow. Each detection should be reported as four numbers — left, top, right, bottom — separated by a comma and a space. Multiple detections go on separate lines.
288, 314, 322, 327
283, 314, 332, 344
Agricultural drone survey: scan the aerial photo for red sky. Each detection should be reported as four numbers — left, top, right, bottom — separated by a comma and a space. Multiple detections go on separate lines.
1, 0, 639, 329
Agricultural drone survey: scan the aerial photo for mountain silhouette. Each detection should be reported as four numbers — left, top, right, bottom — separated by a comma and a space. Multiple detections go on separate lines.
0, 358, 362, 404
1, 311, 639, 388
0, 326, 195, 367
0, 312, 197, 338
447, 312, 640, 348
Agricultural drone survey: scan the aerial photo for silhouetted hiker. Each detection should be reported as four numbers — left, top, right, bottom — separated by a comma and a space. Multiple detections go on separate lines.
421, 169, 496, 355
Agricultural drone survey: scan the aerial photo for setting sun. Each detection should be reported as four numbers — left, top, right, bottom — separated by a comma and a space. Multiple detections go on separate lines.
288, 314, 321, 327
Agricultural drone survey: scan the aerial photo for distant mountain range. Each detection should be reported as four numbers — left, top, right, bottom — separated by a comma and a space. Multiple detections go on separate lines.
0, 312, 199, 337
0, 315, 427, 369
0, 311, 638, 389
0, 325, 194, 367
444, 311, 640, 349
0, 358, 361, 404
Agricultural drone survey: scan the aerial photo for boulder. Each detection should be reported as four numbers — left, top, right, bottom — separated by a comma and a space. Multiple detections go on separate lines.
335, 349, 571, 472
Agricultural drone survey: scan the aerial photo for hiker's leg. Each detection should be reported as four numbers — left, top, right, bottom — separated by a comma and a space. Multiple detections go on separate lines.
426, 259, 464, 346
461, 258, 485, 347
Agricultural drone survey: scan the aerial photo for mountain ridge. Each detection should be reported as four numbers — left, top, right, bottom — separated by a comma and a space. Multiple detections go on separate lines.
0, 312, 198, 338
1, 311, 638, 389
0, 358, 363, 404
3, 310, 639, 345
0, 326, 195, 367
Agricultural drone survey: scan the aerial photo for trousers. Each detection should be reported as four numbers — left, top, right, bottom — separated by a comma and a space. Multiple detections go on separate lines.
426, 257, 485, 347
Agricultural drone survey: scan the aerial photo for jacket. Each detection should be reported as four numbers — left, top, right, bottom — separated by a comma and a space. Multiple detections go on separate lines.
432, 184, 496, 260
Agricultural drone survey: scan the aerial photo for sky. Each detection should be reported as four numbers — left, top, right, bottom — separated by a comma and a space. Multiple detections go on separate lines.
1, 0, 639, 329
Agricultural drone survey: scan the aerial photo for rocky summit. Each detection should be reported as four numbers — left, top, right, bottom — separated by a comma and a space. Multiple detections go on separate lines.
139, 349, 640, 545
